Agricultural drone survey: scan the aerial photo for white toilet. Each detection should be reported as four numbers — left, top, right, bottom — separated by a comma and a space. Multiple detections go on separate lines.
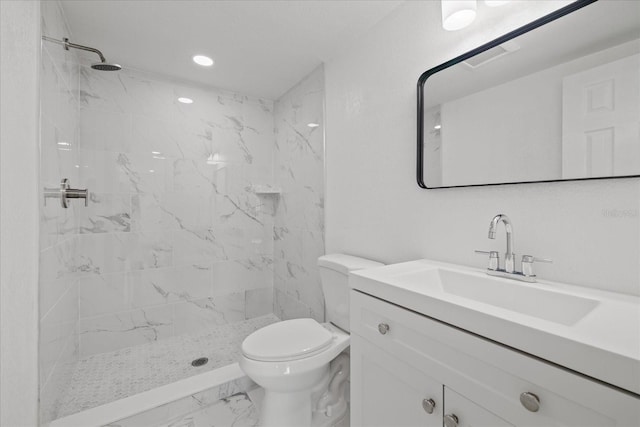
239, 254, 383, 427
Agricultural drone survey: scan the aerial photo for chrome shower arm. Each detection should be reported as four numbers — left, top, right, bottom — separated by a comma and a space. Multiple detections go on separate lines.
41, 36, 107, 63
64, 38, 107, 63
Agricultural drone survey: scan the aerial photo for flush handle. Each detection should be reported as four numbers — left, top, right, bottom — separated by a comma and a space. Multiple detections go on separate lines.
520, 392, 540, 412
377, 323, 390, 335
422, 398, 436, 414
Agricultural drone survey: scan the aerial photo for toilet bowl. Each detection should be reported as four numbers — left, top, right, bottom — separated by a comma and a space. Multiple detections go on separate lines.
240, 321, 350, 427
239, 254, 383, 427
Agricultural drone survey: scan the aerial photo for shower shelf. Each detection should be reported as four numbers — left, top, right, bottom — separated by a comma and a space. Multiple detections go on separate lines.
252, 185, 281, 195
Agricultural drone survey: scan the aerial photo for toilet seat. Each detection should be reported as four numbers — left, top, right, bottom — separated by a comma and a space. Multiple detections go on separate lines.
242, 318, 334, 362
239, 322, 350, 389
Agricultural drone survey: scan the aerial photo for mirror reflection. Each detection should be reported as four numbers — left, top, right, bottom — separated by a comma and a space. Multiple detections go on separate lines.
419, 0, 640, 188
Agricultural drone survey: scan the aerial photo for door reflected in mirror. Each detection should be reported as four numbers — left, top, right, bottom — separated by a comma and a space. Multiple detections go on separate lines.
417, 0, 640, 188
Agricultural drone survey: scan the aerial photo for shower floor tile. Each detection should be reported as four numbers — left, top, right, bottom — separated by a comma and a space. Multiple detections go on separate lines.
57, 314, 280, 419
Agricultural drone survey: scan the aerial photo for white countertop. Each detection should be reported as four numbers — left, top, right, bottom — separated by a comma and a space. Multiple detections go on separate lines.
350, 259, 640, 396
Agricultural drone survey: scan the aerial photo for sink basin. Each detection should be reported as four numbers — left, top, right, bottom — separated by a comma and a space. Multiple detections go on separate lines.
393, 267, 599, 326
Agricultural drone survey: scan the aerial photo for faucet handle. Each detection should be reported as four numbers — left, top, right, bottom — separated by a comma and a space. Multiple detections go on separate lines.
522, 255, 552, 263
475, 250, 499, 271
521, 255, 552, 277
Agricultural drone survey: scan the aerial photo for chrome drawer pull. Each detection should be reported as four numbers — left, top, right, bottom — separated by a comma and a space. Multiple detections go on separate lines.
422, 398, 436, 414
444, 413, 459, 427
377, 323, 390, 335
520, 392, 540, 412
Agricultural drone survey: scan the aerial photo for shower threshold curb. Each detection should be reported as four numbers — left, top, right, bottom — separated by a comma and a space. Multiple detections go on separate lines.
48, 363, 246, 427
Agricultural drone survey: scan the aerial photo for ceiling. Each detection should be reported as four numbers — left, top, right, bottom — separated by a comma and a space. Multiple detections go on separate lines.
60, 0, 404, 99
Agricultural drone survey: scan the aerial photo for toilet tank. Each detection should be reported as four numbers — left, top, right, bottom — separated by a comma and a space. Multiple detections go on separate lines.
318, 254, 383, 332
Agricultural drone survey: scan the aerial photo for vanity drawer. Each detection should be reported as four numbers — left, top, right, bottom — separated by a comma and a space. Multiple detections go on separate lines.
350, 290, 640, 427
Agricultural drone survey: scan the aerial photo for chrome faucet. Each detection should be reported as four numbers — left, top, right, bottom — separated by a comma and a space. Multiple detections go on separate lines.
488, 214, 515, 273
476, 214, 552, 283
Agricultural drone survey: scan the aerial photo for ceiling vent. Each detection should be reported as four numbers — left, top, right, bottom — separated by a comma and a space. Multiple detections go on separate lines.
463, 40, 520, 69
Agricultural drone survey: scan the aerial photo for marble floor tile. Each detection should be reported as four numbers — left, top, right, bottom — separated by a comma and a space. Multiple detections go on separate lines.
57, 314, 279, 418
159, 392, 259, 427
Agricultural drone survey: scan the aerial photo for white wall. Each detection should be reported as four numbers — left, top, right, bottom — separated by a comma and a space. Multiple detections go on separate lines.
325, 1, 640, 296
0, 1, 41, 425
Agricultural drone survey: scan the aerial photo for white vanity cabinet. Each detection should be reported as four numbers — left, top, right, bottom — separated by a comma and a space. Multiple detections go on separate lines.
350, 290, 640, 427
351, 334, 443, 426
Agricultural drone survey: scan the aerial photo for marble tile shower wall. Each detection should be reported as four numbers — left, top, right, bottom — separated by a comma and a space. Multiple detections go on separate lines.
273, 66, 326, 321
75, 68, 276, 356
39, 2, 81, 423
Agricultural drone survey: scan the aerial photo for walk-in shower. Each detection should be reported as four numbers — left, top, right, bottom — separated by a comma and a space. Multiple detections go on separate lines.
41, 36, 121, 71
38, 1, 325, 424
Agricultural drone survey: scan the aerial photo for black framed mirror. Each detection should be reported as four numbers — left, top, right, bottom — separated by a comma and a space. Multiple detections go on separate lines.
417, 0, 640, 189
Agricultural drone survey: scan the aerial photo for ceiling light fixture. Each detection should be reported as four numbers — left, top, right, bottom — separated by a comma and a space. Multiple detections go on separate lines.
441, 0, 477, 31
178, 97, 193, 104
307, 123, 320, 128
193, 55, 214, 67
57, 141, 70, 146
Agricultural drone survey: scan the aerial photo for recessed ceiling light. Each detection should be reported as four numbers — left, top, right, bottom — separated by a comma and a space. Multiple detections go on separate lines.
434, 124, 442, 130
151, 151, 161, 155
193, 55, 214, 67
57, 141, 70, 146
307, 123, 320, 128
178, 97, 194, 104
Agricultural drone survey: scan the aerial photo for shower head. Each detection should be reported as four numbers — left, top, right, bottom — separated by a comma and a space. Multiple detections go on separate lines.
91, 62, 122, 71
42, 36, 121, 72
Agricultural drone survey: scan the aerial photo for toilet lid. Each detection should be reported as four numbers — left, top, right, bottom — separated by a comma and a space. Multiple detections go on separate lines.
242, 319, 333, 362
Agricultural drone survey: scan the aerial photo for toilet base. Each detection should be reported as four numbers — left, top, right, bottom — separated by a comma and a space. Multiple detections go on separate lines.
312, 353, 350, 427
258, 390, 349, 427
260, 389, 313, 427
257, 354, 350, 427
